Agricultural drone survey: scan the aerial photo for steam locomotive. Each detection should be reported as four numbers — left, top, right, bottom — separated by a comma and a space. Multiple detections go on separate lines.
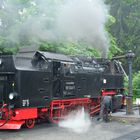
0, 49, 124, 129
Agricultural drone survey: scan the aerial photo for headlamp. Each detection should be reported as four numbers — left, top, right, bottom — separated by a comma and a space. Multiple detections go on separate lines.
9, 92, 17, 100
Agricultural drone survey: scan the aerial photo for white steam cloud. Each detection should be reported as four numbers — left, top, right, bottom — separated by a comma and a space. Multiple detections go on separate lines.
56, 0, 109, 57
0, 0, 109, 57
58, 107, 91, 134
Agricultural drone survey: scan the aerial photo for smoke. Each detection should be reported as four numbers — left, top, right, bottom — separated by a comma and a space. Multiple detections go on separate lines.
56, 0, 109, 57
58, 107, 91, 134
0, 0, 109, 57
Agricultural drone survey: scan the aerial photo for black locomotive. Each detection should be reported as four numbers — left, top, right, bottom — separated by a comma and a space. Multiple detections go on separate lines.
0, 49, 124, 129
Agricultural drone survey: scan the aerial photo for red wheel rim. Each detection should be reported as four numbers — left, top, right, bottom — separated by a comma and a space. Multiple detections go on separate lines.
25, 119, 35, 129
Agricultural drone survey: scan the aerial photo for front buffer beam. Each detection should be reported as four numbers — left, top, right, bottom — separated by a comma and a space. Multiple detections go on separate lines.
0, 120, 25, 129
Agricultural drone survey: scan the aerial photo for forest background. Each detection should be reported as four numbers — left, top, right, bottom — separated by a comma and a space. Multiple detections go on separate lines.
0, 0, 140, 99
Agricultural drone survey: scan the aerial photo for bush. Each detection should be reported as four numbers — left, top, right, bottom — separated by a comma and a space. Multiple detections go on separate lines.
39, 41, 101, 57
133, 71, 140, 99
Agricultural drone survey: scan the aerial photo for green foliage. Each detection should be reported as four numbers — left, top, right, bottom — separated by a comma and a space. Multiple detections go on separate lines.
124, 76, 128, 95
58, 42, 101, 57
0, 47, 19, 55
124, 71, 140, 99
106, 15, 116, 28
0, 37, 19, 54
132, 71, 140, 99
108, 0, 140, 72
108, 33, 122, 59
39, 41, 100, 57
39, 42, 59, 52
106, 15, 122, 58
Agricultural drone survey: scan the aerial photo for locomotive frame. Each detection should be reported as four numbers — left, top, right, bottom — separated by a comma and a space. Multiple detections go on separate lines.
0, 50, 125, 129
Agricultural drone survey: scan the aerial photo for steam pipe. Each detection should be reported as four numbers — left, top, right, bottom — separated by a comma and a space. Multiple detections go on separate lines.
112, 50, 135, 60
112, 55, 126, 60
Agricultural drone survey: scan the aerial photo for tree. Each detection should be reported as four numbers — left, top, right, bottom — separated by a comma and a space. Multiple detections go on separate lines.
108, 0, 140, 72
106, 15, 122, 58
132, 71, 140, 99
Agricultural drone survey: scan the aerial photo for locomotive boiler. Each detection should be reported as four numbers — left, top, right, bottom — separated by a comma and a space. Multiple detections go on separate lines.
0, 49, 125, 129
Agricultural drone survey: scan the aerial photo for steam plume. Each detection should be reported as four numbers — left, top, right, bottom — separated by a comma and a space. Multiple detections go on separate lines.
56, 0, 109, 57
59, 107, 91, 133
0, 0, 109, 57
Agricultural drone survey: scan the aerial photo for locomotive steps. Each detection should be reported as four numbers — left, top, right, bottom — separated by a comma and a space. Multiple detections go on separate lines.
110, 107, 140, 123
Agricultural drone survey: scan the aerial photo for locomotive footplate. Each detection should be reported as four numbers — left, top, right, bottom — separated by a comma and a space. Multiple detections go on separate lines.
0, 120, 25, 129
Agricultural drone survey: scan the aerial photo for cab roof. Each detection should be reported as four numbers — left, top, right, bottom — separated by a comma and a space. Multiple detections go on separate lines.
35, 51, 73, 62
